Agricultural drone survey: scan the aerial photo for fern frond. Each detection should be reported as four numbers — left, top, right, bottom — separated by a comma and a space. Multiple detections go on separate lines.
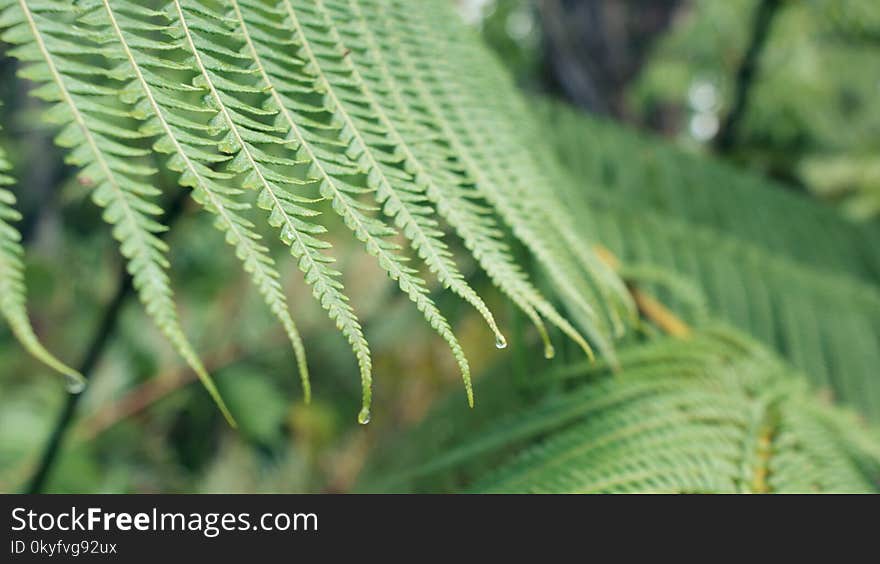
477, 336, 879, 494
540, 103, 880, 421
315, 0, 509, 350
389, 0, 636, 361
431, 0, 636, 319
544, 104, 880, 284
593, 205, 880, 421
0, 0, 235, 423
85, 0, 315, 403
0, 136, 83, 390
363, 328, 880, 493
0, 0, 629, 422
233, 0, 481, 408
173, 0, 381, 416
328, 0, 574, 361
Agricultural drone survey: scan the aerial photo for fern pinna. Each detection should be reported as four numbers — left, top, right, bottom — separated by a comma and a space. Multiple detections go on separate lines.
540, 103, 880, 423
361, 327, 880, 493
0, 122, 86, 393
0, 0, 621, 423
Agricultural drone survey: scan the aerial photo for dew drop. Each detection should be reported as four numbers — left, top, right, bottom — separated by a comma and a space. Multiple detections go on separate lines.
544, 343, 556, 360
65, 375, 85, 394
495, 334, 508, 350
357, 407, 371, 425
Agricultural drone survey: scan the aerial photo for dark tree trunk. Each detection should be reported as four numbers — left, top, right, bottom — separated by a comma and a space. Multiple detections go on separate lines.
539, 0, 684, 120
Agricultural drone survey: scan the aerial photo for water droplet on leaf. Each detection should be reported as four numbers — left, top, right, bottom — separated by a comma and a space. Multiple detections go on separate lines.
65, 375, 85, 394
495, 335, 508, 350
544, 343, 556, 359
358, 407, 371, 425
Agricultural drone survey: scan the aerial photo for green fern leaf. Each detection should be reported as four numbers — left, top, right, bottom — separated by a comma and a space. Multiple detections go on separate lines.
235, 0, 479, 409
0, 0, 629, 422
389, 0, 637, 362
89, 0, 317, 404
1, 0, 236, 423
325, 0, 582, 361
0, 135, 83, 390
541, 102, 880, 421
363, 328, 880, 494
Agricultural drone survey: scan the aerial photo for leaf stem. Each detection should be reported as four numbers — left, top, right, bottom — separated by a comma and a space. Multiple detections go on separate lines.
22, 192, 190, 494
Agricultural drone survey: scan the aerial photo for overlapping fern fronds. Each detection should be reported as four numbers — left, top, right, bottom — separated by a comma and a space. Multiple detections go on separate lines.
2, 0, 879, 496
361, 328, 880, 493
540, 103, 880, 422
0, 0, 624, 422
542, 105, 880, 283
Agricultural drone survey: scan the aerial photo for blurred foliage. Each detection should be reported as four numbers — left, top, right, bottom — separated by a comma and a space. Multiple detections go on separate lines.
359, 328, 880, 493
0, 0, 878, 494
632, 0, 880, 218
471, 0, 880, 219
540, 102, 880, 422
359, 101, 880, 493
464, 0, 542, 84
0, 201, 489, 492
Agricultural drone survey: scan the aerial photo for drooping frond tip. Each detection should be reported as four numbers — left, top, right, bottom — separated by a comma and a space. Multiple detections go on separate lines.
0, 0, 631, 422
0, 137, 84, 391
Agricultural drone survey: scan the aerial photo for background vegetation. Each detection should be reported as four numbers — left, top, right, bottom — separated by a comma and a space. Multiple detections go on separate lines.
1, 0, 878, 493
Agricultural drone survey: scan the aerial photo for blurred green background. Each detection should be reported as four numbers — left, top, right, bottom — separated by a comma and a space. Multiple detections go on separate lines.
1, 0, 878, 493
